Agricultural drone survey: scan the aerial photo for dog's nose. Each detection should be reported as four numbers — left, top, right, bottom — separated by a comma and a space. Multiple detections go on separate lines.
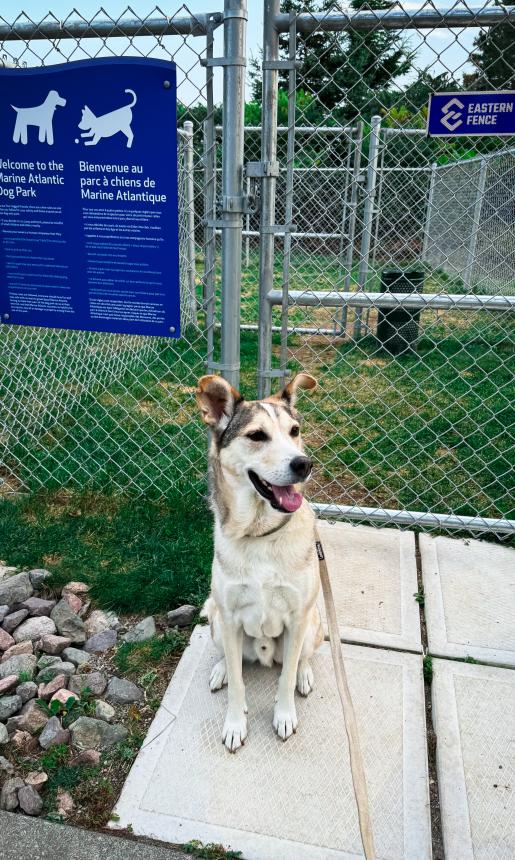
290, 456, 312, 480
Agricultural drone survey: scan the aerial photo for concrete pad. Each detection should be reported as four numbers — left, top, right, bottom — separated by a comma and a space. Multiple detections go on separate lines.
316, 521, 422, 652
421, 534, 515, 666
112, 626, 430, 860
432, 658, 515, 859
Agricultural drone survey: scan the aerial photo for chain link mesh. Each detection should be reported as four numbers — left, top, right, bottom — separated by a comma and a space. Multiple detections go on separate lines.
0, 6, 219, 499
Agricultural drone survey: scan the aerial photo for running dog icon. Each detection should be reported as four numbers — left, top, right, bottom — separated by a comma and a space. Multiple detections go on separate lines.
78, 89, 137, 148
12, 90, 66, 145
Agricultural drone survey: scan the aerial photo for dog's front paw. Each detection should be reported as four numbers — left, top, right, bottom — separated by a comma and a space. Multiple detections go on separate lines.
296, 659, 314, 697
222, 711, 248, 753
210, 658, 228, 692
273, 702, 298, 741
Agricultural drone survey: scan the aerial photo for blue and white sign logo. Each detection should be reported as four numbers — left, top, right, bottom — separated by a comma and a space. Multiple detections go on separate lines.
427, 91, 515, 137
0, 57, 180, 337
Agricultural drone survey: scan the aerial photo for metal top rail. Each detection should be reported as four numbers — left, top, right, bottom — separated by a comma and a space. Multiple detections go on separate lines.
0, 11, 223, 41
215, 125, 357, 133
267, 290, 515, 313
274, 5, 515, 33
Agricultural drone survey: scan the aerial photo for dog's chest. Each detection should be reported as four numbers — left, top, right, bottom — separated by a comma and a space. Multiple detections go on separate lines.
225, 578, 301, 639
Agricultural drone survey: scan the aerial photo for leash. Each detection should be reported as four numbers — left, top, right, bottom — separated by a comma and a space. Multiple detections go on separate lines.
315, 524, 376, 860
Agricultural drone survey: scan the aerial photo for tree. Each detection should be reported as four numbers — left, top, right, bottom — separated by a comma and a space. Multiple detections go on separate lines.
463, 1, 515, 90
250, 0, 412, 121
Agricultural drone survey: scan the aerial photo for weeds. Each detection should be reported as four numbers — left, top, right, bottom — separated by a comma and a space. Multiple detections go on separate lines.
115, 629, 188, 677
423, 654, 433, 684
183, 841, 242, 860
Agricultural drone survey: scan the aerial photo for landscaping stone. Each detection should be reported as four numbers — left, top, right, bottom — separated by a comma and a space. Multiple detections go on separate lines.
62, 581, 90, 596
106, 677, 143, 705
0, 606, 9, 623
94, 699, 115, 722
84, 629, 117, 654
38, 675, 68, 701
0, 628, 15, 652
63, 592, 82, 614
2, 641, 34, 662
69, 671, 107, 697
16, 681, 38, 703
166, 605, 196, 627
37, 654, 63, 670
51, 600, 86, 644
36, 662, 75, 684
28, 568, 53, 590
15, 701, 49, 735
0, 654, 36, 681
56, 788, 75, 818
0, 723, 7, 745
2, 609, 29, 634
13, 616, 56, 643
78, 600, 91, 619
11, 730, 37, 751
18, 784, 44, 816
70, 716, 128, 751
25, 771, 48, 790
39, 716, 70, 749
62, 647, 92, 668
0, 571, 33, 606
21, 597, 57, 617
0, 755, 13, 772
84, 609, 119, 637
37, 634, 72, 655
123, 616, 156, 643
0, 777, 24, 811
0, 695, 22, 721
0, 565, 16, 579
0, 675, 18, 695
50, 688, 79, 707
76, 748, 100, 765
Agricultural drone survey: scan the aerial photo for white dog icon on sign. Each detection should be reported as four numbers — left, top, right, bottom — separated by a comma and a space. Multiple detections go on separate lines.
12, 90, 66, 145
78, 89, 136, 148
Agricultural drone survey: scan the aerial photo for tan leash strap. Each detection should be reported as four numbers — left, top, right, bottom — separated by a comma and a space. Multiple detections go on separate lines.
315, 526, 376, 860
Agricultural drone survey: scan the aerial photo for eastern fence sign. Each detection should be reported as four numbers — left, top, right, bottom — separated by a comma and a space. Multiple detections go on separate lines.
427, 91, 515, 137
0, 57, 181, 337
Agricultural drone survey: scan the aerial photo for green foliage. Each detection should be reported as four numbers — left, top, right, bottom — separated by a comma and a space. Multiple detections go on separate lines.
40, 743, 70, 771
17, 671, 33, 684
115, 629, 189, 677
464, 2, 515, 90
413, 591, 425, 608
183, 841, 242, 860
423, 655, 433, 684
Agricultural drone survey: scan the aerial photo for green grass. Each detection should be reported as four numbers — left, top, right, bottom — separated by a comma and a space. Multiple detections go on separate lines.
115, 629, 189, 676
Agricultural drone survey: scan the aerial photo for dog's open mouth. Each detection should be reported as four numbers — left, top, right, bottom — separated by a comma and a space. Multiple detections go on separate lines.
248, 470, 303, 514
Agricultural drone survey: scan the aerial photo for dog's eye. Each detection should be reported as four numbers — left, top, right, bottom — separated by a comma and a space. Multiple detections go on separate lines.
246, 430, 269, 442
290, 425, 300, 438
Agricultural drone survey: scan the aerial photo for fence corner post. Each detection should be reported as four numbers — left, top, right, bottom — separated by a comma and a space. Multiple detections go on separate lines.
183, 120, 198, 326
355, 113, 382, 339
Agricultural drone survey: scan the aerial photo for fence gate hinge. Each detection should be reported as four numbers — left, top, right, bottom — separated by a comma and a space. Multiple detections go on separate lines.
260, 369, 292, 379
200, 57, 246, 68
262, 60, 302, 71
246, 161, 280, 178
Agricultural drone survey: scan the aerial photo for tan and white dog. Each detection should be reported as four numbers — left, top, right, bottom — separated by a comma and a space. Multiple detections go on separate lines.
198, 372, 323, 752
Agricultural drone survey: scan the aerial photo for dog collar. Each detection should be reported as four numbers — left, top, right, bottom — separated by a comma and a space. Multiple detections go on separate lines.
250, 515, 291, 538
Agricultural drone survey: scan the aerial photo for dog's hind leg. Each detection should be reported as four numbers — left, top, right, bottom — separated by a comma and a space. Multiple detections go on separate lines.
124, 125, 134, 148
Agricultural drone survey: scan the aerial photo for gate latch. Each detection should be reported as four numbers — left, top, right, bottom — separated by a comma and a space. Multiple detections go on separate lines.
246, 161, 280, 178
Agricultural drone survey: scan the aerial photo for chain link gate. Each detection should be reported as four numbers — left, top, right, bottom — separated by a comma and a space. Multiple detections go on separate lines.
0, 3, 247, 500
256, 1, 515, 538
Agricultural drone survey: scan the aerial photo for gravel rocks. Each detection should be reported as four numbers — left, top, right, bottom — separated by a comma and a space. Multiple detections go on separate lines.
94, 699, 115, 722
21, 597, 56, 617
0, 572, 33, 606
0, 695, 23, 721
0, 606, 9, 623
50, 688, 79, 707
62, 581, 90, 596
106, 676, 143, 705
18, 784, 44, 815
0, 754, 14, 772
166, 604, 197, 627
13, 705, 48, 735
0, 723, 8, 745
68, 671, 107, 697
76, 748, 100, 766
25, 771, 48, 790
0, 654, 36, 681
13, 616, 57, 643
0, 675, 18, 695
38, 675, 68, 701
122, 616, 156, 643
0, 777, 25, 811
28, 569, 53, 590
16, 681, 38, 703
62, 647, 93, 668
37, 634, 72, 655
56, 788, 74, 818
50, 600, 86, 644
38, 716, 70, 749
2, 641, 34, 661
69, 716, 128, 751
0, 628, 15, 652
84, 609, 119, 637
84, 629, 117, 653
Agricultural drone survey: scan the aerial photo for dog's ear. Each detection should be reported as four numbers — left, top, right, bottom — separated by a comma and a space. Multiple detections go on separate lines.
279, 372, 316, 408
197, 375, 243, 430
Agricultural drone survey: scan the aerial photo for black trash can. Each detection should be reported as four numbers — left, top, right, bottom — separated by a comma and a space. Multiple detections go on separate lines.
376, 270, 425, 355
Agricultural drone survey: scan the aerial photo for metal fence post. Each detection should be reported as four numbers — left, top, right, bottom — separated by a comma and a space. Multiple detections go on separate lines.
421, 162, 437, 263
463, 157, 488, 292
203, 21, 216, 368
220, 0, 247, 390
257, 0, 280, 398
183, 120, 198, 326
355, 114, 381, 339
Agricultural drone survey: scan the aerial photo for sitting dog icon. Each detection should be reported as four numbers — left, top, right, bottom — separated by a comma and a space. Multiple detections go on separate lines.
78, 89, 137, 148
12, 89, 66, 145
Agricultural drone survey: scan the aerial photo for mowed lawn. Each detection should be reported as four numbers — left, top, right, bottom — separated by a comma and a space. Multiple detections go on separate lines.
1, 253, 513, 613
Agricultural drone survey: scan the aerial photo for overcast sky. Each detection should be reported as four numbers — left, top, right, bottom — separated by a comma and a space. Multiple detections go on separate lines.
2, 1, 483, 106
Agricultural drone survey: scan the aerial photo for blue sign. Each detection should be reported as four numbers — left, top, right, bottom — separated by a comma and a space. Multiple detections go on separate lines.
427, 91, 515, 137
0, 57, 180, 337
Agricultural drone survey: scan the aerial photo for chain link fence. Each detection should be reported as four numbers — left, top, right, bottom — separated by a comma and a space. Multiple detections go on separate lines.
0, 6, 222, 499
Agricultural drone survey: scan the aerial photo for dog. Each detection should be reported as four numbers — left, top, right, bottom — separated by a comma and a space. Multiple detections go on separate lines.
197, 372, 323, 752
78, 89, 136, 148
12, 89, 66, 145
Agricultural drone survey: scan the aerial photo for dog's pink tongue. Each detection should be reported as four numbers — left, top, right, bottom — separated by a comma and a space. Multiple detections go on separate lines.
270, 483, 303, 513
